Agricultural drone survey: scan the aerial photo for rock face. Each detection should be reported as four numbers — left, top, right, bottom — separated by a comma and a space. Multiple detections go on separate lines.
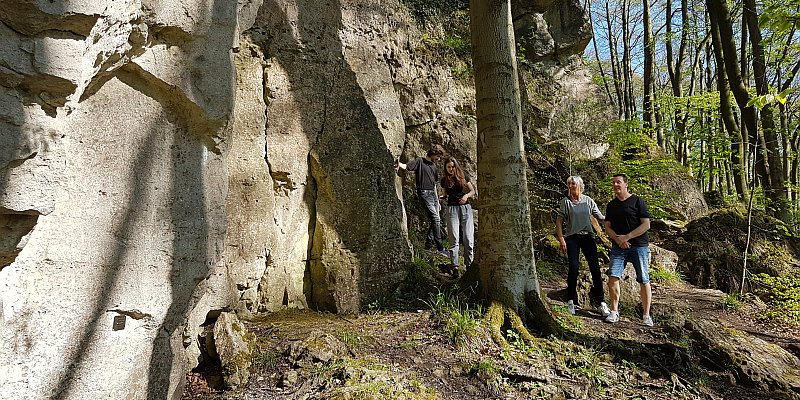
212, 312, 252, 389
1, 1, 239, 399
689, 318, 800, 396
0, 0, 598, 399
650, 172, 708, 221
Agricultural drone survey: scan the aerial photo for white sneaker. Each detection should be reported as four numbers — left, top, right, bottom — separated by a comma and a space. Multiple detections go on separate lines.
642, 315, 654, 327
600, 302, 611, 317
605, 310, 619, 323
567, 300, 575, 315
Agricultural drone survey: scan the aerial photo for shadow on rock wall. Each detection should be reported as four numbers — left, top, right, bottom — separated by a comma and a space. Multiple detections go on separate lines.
253, 0, 411, 313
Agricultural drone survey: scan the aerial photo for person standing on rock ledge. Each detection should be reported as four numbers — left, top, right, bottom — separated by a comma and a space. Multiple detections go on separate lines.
604, 173, 654, 327
396, 145, 449, 258
555, 176, 610, 317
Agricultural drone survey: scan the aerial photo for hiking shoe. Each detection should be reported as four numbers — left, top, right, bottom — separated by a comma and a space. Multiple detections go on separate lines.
605, 310, 619, 323
567, 300, 575, 315
437, 249, 451, 258
642, 315, 654, 327
600, 302, 611, 317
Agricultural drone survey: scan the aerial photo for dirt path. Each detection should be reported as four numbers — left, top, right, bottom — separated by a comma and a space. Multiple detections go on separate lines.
183, 276, 800, 400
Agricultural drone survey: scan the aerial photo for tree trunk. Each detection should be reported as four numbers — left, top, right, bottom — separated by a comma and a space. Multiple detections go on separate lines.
605, 0, 624, 118
707, 0, 762, 192
621, 0, 633, 119
642, 0, 655, 135
707, 0, 748, 199
589, 0, 615, 106
666, 0, 689, 152
744, 0, 787, 220
469, 0, 560, 341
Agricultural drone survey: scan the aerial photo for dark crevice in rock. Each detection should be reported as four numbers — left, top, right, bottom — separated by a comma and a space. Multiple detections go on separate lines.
149, 25, 198, 47
0, 211, 39, 270
0, 7, 99, 37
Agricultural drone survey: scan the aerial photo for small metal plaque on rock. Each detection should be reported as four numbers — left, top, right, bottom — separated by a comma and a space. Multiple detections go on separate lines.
113, 315, 126, 331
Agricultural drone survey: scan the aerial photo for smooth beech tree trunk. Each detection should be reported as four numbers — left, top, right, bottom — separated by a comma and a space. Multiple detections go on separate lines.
744, 0, 787, 220
469, 0, 559, 340
709, 12, 748, 199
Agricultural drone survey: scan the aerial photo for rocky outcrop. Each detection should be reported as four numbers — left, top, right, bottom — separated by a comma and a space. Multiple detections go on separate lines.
650, 172, 708, 221
0, 1, 239, 399
689, 318, 800, 397
0, 0, 601, 399
213, 312, 252, 389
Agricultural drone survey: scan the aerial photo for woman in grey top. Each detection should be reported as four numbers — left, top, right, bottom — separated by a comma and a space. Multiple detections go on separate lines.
556, 176, 610, 316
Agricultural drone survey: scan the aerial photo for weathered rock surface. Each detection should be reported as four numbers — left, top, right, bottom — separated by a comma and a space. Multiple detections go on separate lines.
689, 318, 800, 397
212, 312, 252, 389
0, 0, 603, 398
0, 1, 239, 399
668, 207, 800, 293
650, 172, 708, 221
289, 330, 349, 368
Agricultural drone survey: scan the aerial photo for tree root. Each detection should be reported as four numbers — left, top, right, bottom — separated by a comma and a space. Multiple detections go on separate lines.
485, 300, 538, 347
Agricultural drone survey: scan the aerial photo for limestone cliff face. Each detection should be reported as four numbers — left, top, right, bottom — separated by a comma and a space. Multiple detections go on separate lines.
0, 0, 594, 398
0, 1, 240, 398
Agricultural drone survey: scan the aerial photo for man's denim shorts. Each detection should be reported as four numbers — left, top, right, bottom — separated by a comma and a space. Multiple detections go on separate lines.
608, 245, 650, 284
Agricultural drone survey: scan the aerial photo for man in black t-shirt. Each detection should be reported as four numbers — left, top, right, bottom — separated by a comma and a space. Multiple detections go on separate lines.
397, 145, 449, 257
603, 174, 654, 327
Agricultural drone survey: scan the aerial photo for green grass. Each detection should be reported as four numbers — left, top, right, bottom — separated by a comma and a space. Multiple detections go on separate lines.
718, 293, 745, 311
470, 358, 498, 377
424, 286, 483, 345
335, 328, 364, 347
553, 305, 584, 330
649, 264, 686, 285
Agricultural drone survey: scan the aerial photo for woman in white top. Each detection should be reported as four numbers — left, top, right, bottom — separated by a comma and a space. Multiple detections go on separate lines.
555, 176, 610, 316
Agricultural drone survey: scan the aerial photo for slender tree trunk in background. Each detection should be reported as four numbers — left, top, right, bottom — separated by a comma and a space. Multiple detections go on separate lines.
744, 0, 787, 220
699, 138, 706, 190
656, 108, 665, 148
469, 0, 559, 341
666, 0, 689, 152
738, 2, 753, 180
707, 0, 762, 191
589, 0, 615, 106
741, 8, 749, 86
642, 0, 655, 135
621, 0, 634, 119
783, 121, 791, 202
708, 1, 748, 199
605, 0, 624, 117
792, 129, 800, 202
723, 118, 735, 195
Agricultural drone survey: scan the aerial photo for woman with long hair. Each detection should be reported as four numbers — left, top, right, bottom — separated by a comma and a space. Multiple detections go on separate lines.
556, 176, 610, 316
440, 157, 476, 277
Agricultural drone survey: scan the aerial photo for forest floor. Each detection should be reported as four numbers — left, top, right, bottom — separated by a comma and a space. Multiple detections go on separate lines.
181, 252, 800, 400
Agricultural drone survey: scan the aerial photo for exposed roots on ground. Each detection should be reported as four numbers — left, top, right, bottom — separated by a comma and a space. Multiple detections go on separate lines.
484, 300, 537, 347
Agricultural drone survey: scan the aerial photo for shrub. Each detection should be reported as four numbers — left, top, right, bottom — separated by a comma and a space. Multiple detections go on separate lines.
751, 273, 800, 324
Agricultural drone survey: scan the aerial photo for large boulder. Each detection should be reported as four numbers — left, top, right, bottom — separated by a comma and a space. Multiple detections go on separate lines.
650, 172, 708, 221
212, 312, 252, 390
667, 206, 800, 293
689, 318, 800, 397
